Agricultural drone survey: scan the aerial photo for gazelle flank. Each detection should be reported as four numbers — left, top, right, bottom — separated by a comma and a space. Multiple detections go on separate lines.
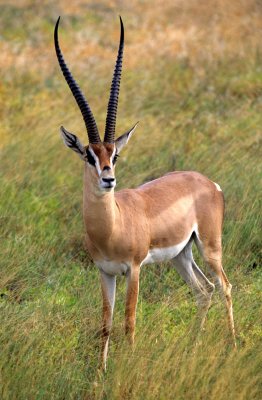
54, 16, 236, 371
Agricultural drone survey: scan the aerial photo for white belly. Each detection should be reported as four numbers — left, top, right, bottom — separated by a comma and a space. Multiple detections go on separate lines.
141, 234, 193, 266
96, 260, 130, 276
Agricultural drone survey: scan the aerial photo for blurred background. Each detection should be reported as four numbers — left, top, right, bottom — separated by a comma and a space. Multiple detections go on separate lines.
0, 1, 261, 399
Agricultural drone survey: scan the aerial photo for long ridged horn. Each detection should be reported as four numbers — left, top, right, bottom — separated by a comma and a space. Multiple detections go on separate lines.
54, 17, 100, 144
104, 16, 124, 143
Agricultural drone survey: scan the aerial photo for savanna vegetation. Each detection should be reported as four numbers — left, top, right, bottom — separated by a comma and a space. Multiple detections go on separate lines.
0, 1, 261, 399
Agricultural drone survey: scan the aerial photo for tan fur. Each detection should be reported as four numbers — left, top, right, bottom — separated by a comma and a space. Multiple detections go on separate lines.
90, 142, 115, 171
82, 143, 236, 370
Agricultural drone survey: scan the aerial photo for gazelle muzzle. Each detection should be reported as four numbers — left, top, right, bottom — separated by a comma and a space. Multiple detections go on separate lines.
101, 176, 116, 190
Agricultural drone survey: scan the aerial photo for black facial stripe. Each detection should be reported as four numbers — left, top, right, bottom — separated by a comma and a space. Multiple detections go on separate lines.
113, 153, 119, 165
86, 148, 96, 166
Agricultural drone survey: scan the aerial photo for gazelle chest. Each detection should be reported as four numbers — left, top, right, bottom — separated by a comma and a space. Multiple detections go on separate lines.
95, 259, 131, 276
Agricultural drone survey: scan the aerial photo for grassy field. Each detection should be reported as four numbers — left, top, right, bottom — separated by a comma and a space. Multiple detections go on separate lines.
0, 1, 261, 399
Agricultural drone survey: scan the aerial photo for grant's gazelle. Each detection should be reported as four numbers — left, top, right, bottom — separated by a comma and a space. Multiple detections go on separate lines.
54, 16, 236, 370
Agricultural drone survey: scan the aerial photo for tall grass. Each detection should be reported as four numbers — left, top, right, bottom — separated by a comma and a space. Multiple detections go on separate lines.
0, 1, 261, 399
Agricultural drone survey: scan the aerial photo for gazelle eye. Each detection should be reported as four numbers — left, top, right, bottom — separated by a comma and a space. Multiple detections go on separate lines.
86, 149, 96, 166
113, 153, 119, 165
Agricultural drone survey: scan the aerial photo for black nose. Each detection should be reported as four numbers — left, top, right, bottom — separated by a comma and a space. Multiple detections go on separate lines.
103, 166, 111, 171
102, 177, 115, 183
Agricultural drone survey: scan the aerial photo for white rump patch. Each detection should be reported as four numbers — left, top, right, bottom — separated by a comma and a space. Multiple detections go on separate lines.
213, 182, 222, 191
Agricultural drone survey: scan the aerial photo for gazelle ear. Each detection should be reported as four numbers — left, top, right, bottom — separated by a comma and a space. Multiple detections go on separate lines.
60, 126, 86, 160
115, 122, 139, 154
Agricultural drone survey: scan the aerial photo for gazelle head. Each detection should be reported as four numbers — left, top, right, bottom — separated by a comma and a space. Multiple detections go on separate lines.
54, 16, 138, 192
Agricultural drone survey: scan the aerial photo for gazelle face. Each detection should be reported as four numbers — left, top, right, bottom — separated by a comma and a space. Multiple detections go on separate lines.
87, 143, 117, 191
60, 123, 138, 193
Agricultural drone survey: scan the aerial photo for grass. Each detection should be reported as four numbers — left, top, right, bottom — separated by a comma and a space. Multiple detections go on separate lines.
0, 1, 261, 399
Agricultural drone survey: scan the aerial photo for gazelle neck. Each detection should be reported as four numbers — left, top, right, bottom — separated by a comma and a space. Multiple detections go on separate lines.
83, 164, 117, 243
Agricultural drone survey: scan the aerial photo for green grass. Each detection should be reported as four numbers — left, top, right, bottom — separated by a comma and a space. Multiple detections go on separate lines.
0, 1, 261, 399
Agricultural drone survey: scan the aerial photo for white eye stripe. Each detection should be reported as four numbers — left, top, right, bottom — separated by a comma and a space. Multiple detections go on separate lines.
110, 148, 116, 168
88, 147, 102, 175
88, 146, 116, 174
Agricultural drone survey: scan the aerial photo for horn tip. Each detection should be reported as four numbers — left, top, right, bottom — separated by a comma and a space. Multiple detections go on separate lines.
119, 15, 124, 29
54, 16, 61, 35
55, 16, 61, 29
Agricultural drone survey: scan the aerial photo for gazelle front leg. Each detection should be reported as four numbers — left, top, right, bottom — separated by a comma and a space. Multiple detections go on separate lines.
100, 271, 116, 371
125, 266, 140, 345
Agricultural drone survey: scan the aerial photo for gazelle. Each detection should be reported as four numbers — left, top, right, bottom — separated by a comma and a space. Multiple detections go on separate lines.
54, 16, 236, 370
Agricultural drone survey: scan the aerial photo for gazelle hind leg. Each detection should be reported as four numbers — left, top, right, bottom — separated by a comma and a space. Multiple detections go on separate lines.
220, 268, 236, 347
191, 258, 215, 329
214, 263, 236, 347
198, 240, 236, 347
173, 240, 215, 330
